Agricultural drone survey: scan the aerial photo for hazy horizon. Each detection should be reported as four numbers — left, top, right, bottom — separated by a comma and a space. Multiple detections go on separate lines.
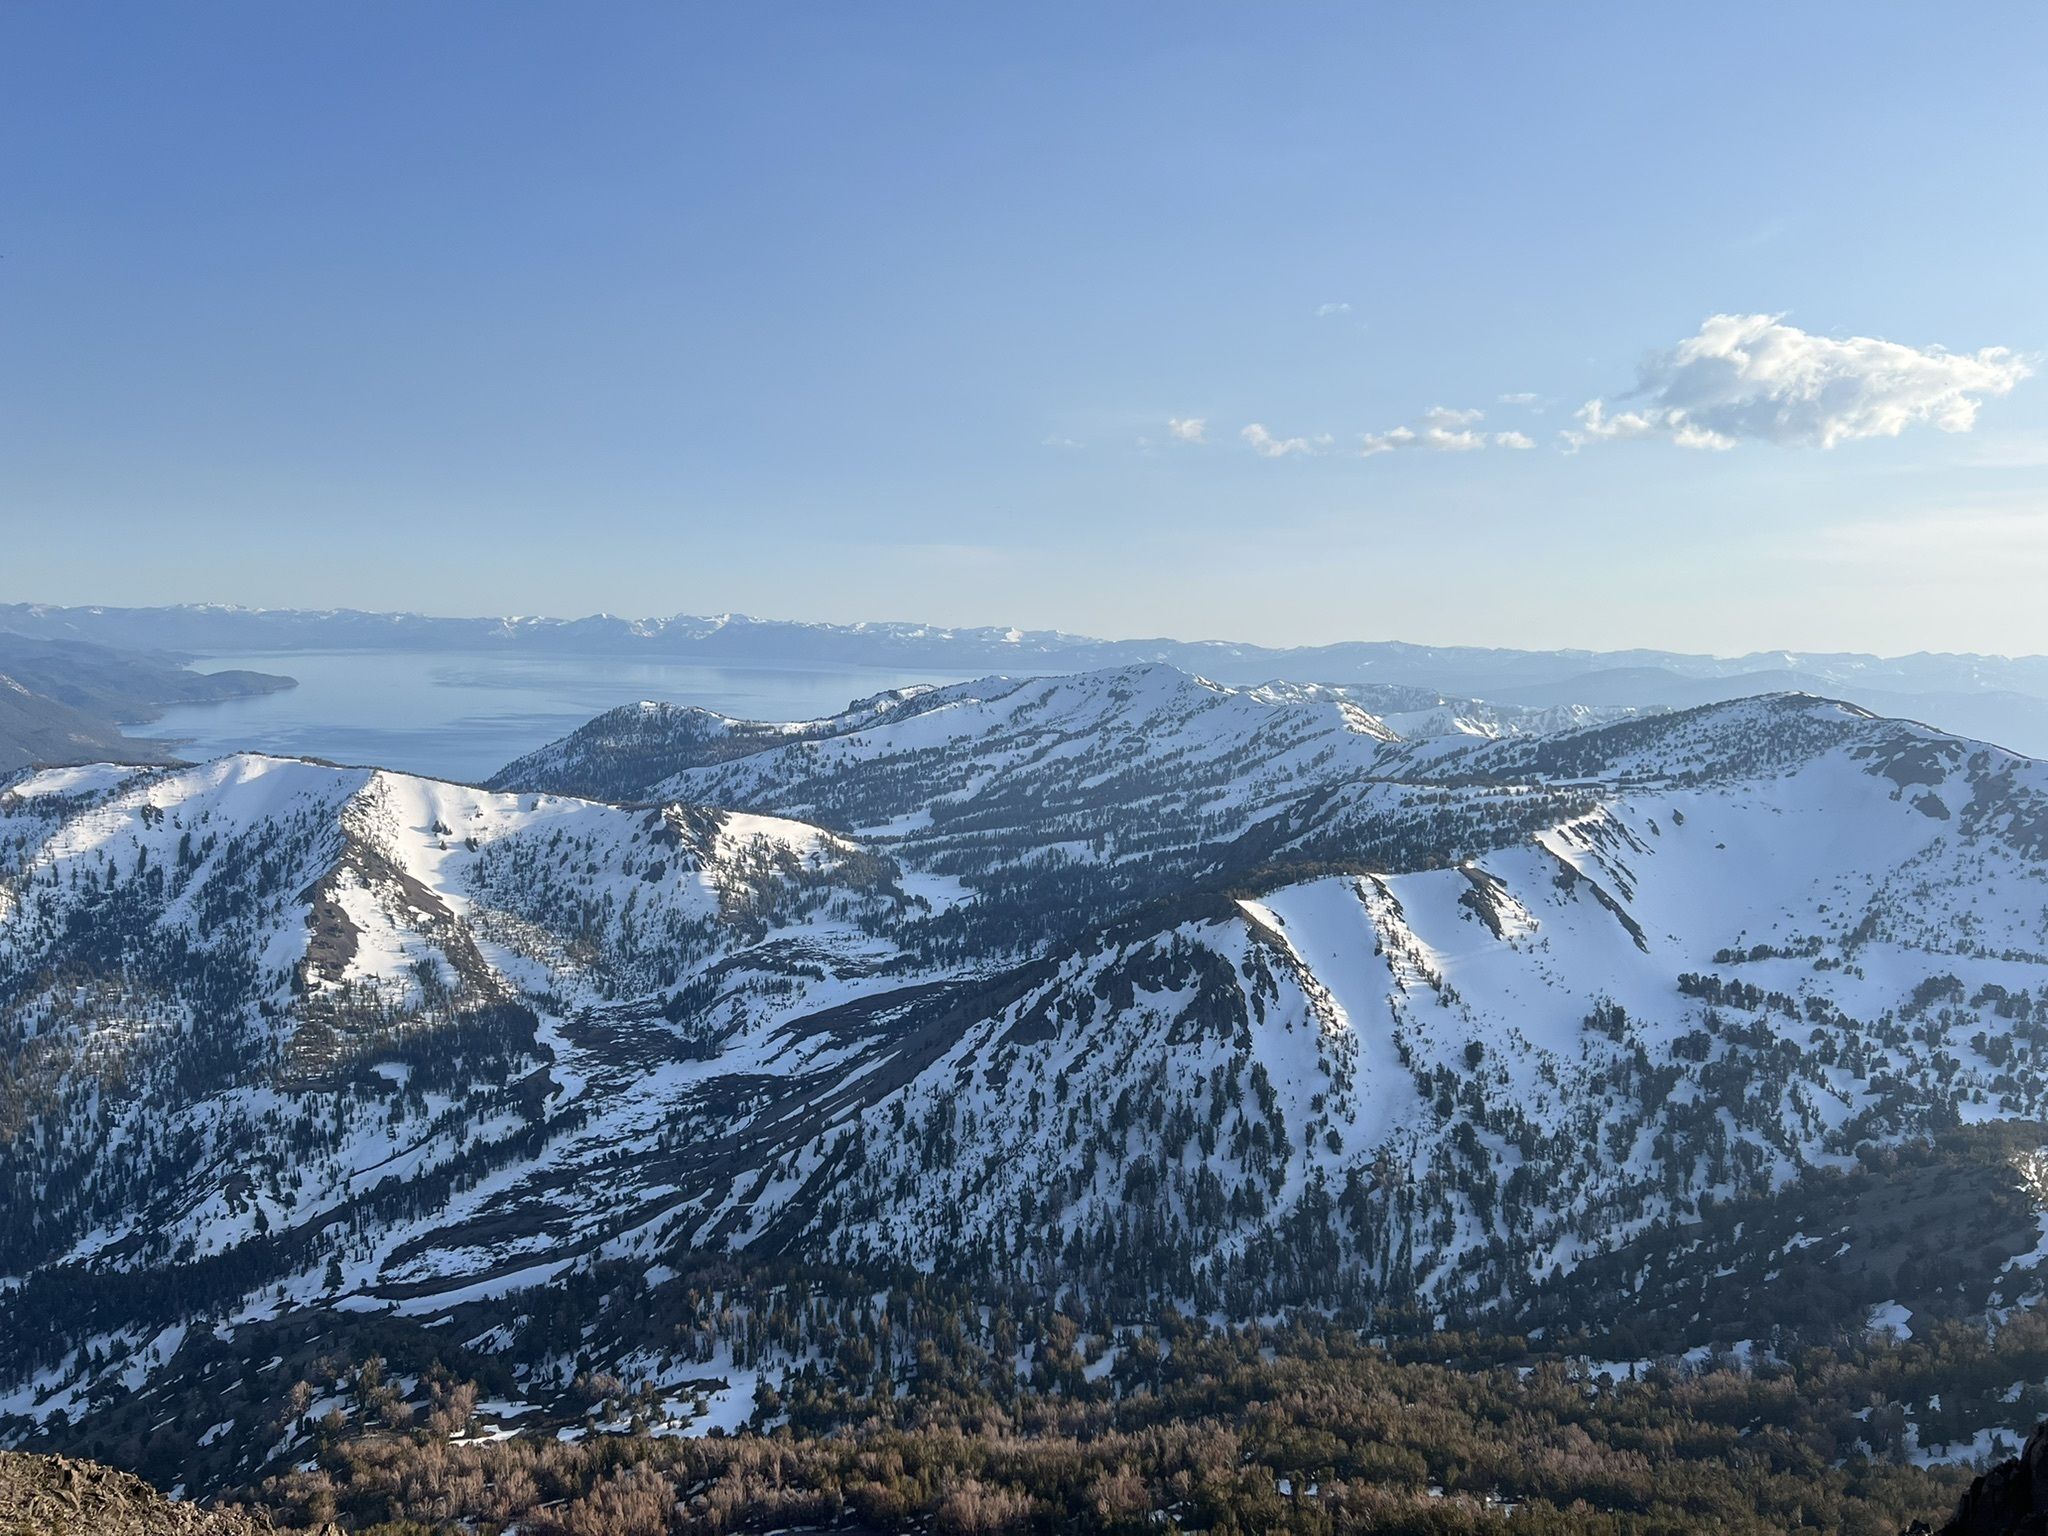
12, 593, 2048, 664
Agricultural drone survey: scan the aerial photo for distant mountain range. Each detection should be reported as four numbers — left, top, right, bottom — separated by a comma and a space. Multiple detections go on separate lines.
6, 600, 2047, 755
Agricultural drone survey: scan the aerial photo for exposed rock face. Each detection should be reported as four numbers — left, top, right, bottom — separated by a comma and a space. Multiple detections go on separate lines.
1932, 1421, 2048, 1536
0, 1453, 302, 1535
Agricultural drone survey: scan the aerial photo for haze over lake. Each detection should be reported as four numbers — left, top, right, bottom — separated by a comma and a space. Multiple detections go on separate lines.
135, 650, 975, 783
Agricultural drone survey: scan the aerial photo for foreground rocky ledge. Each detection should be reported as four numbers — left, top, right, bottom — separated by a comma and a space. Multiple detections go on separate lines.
0, 1453, 308, 1536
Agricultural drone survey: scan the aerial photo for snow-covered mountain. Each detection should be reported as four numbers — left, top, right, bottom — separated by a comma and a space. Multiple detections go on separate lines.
496, 669, 1641, 808
490, 665, 1640, 931
0, 753, 919, 1278
8, 665, 2048, 1455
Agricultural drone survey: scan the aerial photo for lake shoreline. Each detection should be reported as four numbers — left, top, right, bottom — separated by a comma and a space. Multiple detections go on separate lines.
134, 649, 980, 784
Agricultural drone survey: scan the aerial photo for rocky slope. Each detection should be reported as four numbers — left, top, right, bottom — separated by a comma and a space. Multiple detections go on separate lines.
0, 1452, 298, 1534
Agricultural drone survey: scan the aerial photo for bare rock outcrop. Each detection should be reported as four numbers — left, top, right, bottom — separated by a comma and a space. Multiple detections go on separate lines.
0, 1453, 312, 1536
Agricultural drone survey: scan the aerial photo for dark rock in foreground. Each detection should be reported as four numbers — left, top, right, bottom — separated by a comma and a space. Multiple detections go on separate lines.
1927, 1421, 2048, 1536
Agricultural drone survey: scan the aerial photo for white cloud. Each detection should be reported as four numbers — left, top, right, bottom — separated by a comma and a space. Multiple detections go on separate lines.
1422, 405, 1484, 428
1497, 391, 1543, 409
1316, 301, 1352, 319
1359, 405, 1528, 456
1357, 425, 1416, 457
1565, 313, 2032, 451
1041, 435, 1084, 450
1566, 400, 1730, 451
1241, 423, 1329, 458
1167, 417, 1207, 444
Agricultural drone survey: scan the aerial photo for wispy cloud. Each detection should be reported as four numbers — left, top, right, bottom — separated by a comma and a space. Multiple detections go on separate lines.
1565, 314, 2032, 451
1233, 407, 1532, 460
1167, 417, 1208, 444
1361, 406, 1530, 456
1241, 423, 1329, 458
1040, 435, 1084, 450
1315, 301, 1352, 319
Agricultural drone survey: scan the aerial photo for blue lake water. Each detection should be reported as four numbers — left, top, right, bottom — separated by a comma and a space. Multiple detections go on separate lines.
133, 650, 977, 784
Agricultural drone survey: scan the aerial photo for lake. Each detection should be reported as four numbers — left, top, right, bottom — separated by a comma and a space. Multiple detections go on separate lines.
133, 650, 978, 783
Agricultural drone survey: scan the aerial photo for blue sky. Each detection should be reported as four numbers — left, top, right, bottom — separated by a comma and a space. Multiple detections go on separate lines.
4, 2, 2046, 654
